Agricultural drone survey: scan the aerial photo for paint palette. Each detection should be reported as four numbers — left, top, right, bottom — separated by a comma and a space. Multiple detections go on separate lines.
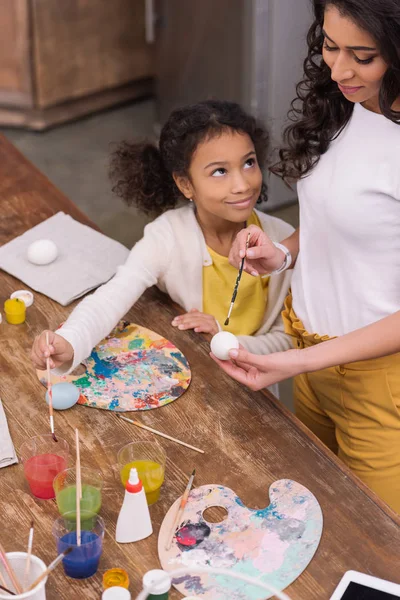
37, 321, 191, 411
159, 480, 323, 600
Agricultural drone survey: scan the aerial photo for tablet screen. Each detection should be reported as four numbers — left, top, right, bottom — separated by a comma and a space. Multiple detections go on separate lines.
341, 582, 400, 599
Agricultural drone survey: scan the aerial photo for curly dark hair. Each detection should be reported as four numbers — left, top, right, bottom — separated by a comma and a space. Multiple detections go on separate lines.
110, 99, 270, 215
272, 0, 400, 183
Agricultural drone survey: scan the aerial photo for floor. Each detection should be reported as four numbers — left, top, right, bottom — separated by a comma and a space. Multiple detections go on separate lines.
1, 98, 299, 411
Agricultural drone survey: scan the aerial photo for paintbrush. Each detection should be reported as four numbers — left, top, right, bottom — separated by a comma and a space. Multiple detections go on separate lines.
26, 548, 73, 591
117, 415, 205, 454
224, 232, 251, 326
0, 583, 16, 596
165, 469, 196, 551
23, 520, 34, 589
0, 543, 23, 594
75, 428, 82, 547
45, 332, 57, 442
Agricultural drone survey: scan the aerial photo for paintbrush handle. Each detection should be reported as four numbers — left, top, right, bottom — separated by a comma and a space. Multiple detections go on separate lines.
26, 552, 67, 591
0, 545, 23, 594
118, 416, 205, 454
0, 583, 16, 596
45, 333, 55, 435
23, 527, 34, 588
165, 473, 195, 551
165, 504, 185, 551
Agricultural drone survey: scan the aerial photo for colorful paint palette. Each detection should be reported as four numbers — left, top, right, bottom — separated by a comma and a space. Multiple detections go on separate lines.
158, 480, 323, 599
37, 321, 191, 412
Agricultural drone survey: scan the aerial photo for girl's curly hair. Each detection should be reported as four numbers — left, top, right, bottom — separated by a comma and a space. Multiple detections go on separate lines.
271, 0, 400, 183
110, 99, 270, 215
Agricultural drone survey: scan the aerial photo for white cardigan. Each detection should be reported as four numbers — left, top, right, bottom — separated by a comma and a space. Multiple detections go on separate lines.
57, 205, 294, 374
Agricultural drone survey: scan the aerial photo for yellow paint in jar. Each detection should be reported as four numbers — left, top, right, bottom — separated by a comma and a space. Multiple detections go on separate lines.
4, 298, 26, 324
103, 568, 130, 590
120, 459, 164, 505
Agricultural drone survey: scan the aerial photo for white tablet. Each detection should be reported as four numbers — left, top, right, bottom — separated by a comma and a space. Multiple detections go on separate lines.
330, 571, 400, 599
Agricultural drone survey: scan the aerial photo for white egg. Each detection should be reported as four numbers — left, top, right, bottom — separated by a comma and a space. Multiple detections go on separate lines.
27, 239, 58, 266
210, 331, 239, 361
45, 382, 80, 410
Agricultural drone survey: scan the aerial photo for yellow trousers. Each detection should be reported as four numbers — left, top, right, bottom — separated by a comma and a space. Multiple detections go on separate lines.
282, 294, 400, 513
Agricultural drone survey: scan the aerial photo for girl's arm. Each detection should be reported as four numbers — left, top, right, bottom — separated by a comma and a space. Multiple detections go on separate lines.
237, 315, 293, 355
211, 310, 400, 391
54, 216, 173, 374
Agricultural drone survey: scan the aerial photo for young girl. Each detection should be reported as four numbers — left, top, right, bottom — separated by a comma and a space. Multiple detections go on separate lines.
31, 100, 294, 379
214, 1, 400, 512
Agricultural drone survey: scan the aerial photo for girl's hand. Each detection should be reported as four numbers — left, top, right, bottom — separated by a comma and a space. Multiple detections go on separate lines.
210, 346, 303, 390
31, 330, 74, 370
229, 224, 285, 276
172, 309, 219, 335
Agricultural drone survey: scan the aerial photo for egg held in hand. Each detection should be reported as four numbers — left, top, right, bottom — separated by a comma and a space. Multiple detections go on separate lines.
210, 331, 239, 361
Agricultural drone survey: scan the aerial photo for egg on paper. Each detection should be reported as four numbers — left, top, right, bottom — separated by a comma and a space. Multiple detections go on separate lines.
210, 331, 239, 361
27, 239, 58, 265
45, 382, 80, 410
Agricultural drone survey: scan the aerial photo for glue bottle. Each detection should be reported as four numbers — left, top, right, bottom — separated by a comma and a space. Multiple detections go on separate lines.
116, 467, 153, 543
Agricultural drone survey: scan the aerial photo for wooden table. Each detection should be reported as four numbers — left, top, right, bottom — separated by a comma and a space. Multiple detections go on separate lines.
0, 133, 399, 600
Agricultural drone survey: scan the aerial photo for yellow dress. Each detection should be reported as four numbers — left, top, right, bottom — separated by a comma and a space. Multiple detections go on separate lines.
202, 212, 269, 336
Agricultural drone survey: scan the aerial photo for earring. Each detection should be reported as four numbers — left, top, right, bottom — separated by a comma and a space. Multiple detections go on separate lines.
189, 198, 193, 202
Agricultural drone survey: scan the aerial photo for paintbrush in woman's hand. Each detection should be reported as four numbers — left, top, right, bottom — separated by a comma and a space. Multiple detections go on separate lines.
224, 232, 251, 326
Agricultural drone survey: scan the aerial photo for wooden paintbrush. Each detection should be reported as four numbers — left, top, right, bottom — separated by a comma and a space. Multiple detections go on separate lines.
75, 428, 82, 547
23, 520, 34, 589
0, 583, 16, 596
45, 332, 57, 442
0, 543, 23, 594
26, 548, 72, 591
224, 232, 251, 326
117, 415, 204, 454
165, 469, 196, 551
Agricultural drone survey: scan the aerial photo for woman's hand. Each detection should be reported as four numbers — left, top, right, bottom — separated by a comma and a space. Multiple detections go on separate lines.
31, 330, 74, 370
210, 346, 304, 390
172, 309, 219, 335
229, 225, 285, 276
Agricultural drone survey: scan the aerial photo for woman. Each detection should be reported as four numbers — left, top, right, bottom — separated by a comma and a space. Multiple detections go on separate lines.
213, 0, 400, 512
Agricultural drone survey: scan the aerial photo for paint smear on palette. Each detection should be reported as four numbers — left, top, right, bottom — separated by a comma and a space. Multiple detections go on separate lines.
36, 321, 191, 411
158, 480, 323, 600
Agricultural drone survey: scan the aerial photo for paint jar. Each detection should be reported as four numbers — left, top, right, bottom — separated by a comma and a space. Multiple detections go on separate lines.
4, 298, 26, 324
117, 441, 166, 505
142, 570, 171, 600
19, 435, 69, 500
53, 467, 103, 530
102, 588, 131, 599
53, 514, 104, 579
103, 568, 130, 589
0, 552, 48, 600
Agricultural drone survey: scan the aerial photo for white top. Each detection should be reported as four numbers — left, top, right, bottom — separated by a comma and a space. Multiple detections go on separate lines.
56, 205, 294, 374
292, 102, 400, 337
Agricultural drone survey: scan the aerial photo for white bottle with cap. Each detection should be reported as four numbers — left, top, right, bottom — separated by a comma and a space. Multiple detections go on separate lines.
142, 570, 172, 597
116, 467, 153, 543
102, 588, 131, 599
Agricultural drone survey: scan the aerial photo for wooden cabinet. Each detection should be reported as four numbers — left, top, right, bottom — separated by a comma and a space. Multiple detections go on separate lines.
0, 0, 154, 129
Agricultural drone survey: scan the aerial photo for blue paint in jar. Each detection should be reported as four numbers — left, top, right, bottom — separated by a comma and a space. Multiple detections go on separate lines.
58, 530, 102, 578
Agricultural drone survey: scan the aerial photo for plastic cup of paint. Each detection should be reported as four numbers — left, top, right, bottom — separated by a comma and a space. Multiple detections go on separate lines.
19, 435, 69, 500
117, 441, 166, 505
0, 552, 48, 600
52, 514, 104, 579
53, 466, 103, 530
